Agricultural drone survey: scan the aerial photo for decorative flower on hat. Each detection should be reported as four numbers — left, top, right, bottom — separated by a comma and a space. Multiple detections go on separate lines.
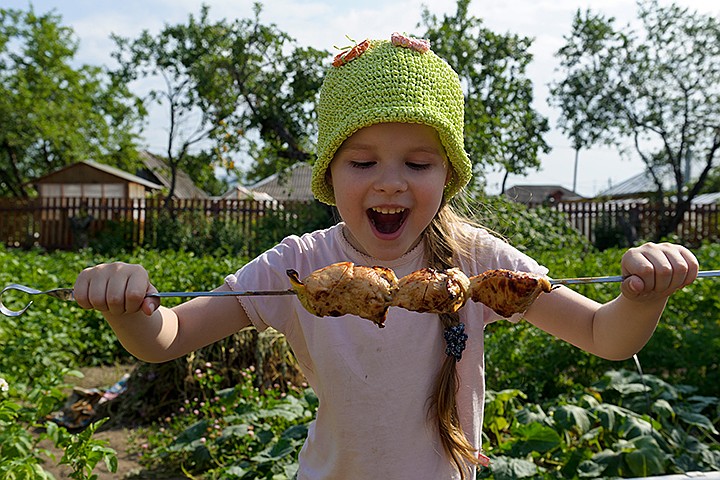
332, 39, 371, 67
391, 32, 430, 53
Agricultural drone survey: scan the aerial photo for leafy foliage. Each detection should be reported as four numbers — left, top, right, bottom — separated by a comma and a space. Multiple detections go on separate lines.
420, 0, 550, 192
486, 242, 720, 402
0, 7, 143, 198
549, 0, 720, 240
129, 365, 316, 479
479, 370, 720, 479
1, 200, 718, 478
466, 194, 591, 254
0, 373, 117, 479
111, 3, 328, 192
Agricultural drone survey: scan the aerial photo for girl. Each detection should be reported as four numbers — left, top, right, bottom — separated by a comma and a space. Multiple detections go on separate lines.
74, 34, 699, 479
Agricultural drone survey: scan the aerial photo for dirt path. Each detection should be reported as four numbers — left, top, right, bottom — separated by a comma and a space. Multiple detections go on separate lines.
36, 364, 187, 479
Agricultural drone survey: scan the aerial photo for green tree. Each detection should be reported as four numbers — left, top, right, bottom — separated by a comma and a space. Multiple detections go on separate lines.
419, 0, 550, 193
112, 3, 327, 195
550, 0, 720, 240
0, 7, 144, 198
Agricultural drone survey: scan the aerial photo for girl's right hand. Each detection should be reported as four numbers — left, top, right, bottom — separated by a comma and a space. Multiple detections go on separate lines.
74, 262, 161, 316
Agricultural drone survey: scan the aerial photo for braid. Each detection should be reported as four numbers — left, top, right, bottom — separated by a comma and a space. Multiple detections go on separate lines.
425, 204, 481, 479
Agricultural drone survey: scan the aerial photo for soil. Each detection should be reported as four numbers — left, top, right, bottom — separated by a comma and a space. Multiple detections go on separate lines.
35, 364, 188, 479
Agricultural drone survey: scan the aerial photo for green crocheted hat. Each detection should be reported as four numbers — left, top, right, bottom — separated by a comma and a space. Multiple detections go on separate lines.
312, 34, 471, 205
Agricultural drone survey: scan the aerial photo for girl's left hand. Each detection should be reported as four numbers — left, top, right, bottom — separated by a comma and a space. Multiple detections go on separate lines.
620, 242, 699, 301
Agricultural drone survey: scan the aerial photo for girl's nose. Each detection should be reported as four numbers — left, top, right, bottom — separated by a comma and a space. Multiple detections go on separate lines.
373, 165, 408, 194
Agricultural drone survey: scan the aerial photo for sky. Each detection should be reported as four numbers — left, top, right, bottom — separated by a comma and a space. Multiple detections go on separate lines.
5, 0, 720, 196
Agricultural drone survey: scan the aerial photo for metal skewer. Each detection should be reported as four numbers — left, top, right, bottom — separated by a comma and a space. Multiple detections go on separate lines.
0, 283, 295, 317
549, 269, 720, 285
2, 270, 719, 317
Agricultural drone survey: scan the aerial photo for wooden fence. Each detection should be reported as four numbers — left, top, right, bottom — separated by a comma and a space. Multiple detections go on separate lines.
531, 200, 719, 247
0, 197, 322, 256
0, 197, 717, 253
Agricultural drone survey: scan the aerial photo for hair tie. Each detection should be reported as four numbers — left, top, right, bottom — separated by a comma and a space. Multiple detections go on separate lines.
443, 323, 468, 361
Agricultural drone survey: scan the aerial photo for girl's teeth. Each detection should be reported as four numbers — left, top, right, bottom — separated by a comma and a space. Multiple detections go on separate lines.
372, 207, 405, 215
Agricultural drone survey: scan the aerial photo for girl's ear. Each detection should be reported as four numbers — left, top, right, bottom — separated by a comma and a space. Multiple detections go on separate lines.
444, 167, 454, 187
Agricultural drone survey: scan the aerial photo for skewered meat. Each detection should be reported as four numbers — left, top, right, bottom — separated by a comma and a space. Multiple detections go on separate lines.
286, 262, 552, 324
468, 269, 552, 318
286, 262, 398, 327
391, 267, 469, 314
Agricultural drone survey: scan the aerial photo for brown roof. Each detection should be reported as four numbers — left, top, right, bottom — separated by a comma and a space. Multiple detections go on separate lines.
33, 160, 162, 190
137, 151, 209, 199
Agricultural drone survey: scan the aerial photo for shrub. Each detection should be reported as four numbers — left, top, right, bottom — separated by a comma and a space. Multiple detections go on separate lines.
479, 370, 720, 479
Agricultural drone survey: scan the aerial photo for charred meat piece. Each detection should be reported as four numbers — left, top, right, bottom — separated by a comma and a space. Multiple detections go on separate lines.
287, 262, 399, 327
392, 267, 470, 314
468, 269, 552, 317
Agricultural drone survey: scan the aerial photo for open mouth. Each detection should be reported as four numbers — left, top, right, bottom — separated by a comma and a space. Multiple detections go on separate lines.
368, 207, 408, 235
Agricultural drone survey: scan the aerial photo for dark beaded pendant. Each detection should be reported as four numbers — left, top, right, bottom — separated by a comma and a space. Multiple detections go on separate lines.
443, 323, 468, 361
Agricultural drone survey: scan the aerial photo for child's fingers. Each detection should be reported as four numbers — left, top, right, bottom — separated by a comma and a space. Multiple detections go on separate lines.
142, 285, 160, 315
74, 262, 155, 315
621, 243, 698, 298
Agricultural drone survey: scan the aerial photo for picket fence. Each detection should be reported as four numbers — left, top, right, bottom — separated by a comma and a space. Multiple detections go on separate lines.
534, 200, 720, 246
0, 197, 717, 252
0, 197, 316, 256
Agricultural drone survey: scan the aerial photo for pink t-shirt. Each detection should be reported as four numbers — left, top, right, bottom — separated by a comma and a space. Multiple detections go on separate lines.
225, 223, 547, 479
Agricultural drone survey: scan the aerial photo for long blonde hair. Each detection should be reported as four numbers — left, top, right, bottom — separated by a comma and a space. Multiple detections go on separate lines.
424, 201, 483, 479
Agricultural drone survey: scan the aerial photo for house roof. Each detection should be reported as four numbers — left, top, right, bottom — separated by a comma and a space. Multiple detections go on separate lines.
249, 162, 314, 201
692, 192, 720, 204
503, 185, 584, 204
33, 160, 163, 190
137, 151, 209, 199
596, 169, 720, 203
595, 171, 678, 198
219, 185, 276, 202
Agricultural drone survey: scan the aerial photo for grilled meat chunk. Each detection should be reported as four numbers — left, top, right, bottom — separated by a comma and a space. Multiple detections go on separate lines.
392, 267, 470, 314
468, 269, 552, 317
287, 262, 398, 327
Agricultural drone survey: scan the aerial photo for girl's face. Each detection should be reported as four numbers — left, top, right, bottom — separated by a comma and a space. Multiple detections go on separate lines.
329, 122, 451, 261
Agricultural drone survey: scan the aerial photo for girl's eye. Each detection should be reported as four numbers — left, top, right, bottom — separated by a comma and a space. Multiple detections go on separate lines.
351, 161, 375, 169
407, 162, 431, 170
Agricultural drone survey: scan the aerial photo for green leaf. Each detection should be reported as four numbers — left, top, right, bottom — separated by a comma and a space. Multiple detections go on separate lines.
172, 420, 209, 445
281, 424, 308, 440
651, 399, 675, 420
592, 403, 631, 432
619, 416, 654, 439
489, 456, 539, 480
624, 437, 666, 477
553, 404, 592, 434
513, 422, 562, 455
676, 410, 719, 435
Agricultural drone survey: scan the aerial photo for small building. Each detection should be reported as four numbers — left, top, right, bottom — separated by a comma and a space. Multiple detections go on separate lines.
33, 159, 162, 200
29, 159, 164, 248
248, 162, 314, 201
504, 185, 584, 205
136, 151, 209, 199
594, 171, 672, 200
218, 185, 276, 202
596, 170, 720, 205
